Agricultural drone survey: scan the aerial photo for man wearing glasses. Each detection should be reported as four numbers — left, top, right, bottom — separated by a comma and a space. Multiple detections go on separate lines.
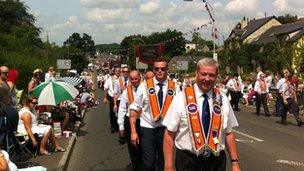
0, 66, 19, 151
129, 59, 180, 171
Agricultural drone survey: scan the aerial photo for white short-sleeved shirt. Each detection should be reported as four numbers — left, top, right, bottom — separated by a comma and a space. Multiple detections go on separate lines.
162, 84, 239, 153
254, 80, 269, 94
129, 78, 181, 129
114, 77, 129, 100
276, 78, 286, 93
117, 85, 138, 131
104, 76, 119, 97
281, 82, 295, 99
226, 78, 240, 92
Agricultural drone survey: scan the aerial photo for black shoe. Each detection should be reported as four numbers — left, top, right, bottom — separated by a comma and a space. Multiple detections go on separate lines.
297, 121, 304, 127
256, 112, 260, 116
265, 114, 271, 117
234, 108, 241, 111
118, 137, 126, 145
111, 128, 116, 134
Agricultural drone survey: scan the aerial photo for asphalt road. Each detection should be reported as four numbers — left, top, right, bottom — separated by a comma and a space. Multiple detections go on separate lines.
67, 89, 304, 171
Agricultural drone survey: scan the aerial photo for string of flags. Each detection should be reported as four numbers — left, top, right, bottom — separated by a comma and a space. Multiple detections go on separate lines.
97, 0, 219, 54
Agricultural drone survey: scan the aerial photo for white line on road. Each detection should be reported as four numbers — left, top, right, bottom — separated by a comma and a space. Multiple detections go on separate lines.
233, 129, 264, 142
276, 159, 304, 167
235, 139, 254, 143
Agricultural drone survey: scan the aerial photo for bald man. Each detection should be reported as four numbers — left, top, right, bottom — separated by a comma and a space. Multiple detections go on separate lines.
117, 70, 142, 170
145, 71, 154, 80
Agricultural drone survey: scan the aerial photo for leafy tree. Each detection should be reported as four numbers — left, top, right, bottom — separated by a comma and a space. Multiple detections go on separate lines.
277, 14, 298, 24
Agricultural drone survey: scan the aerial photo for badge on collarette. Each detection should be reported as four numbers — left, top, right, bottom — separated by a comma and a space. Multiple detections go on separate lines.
167, 89, 175, 96
148, 87, 156, 94
213, 104, 222, 115
187, 103, 198, 114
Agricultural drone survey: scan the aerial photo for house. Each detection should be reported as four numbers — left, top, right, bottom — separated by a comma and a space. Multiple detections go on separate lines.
228, 16, 304, 75
168, 56, 209, 72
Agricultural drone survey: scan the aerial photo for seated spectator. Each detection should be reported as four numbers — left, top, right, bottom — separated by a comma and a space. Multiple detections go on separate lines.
17, 97, 66, 155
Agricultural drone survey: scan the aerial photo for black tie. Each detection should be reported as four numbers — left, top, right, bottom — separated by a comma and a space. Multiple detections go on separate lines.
124, 77, 128, 87
157, 83, 164, 110
202, 93, 210, 137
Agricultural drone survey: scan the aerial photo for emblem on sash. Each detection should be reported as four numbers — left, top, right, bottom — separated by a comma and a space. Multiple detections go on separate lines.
148, 87, 155, 94
167, 89, 174, 96
187, 103, 198, 114
213, 104, 221, 115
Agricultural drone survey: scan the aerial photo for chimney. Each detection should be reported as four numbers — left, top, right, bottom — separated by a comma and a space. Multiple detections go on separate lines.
240, 17, 248, 29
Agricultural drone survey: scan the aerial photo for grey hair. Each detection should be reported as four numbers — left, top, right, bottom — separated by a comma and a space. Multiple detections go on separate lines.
196, 57, 219, 71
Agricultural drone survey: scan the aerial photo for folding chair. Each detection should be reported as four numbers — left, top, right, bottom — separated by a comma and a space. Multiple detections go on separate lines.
15, 133, 38, 158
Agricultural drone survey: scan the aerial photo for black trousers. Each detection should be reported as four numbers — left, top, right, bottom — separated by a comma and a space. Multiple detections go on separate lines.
175, 149, 226, 171
107, 95, 118, 130
281, 98, 303, 124
229, 90, 240, 110
124, 116, 142, 171
256, 93, 270, 115
141, 127, 165, 171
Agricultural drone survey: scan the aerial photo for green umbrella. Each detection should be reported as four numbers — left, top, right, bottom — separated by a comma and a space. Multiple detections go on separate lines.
31, 80, 79, 106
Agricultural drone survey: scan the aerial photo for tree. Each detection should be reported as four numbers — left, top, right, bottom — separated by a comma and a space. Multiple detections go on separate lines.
277, 14, 298, 24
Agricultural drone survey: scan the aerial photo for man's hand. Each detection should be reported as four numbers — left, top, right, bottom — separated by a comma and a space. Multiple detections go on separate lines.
131, 132, 139, 147
113, 105, 118, 113
232, 162, 241, 171
119, 130, 124, 138
103, 97, 108, 104
283, 100, 288, 105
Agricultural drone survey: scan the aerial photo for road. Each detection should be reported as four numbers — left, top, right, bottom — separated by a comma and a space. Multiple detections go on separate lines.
67, 89, 304, 171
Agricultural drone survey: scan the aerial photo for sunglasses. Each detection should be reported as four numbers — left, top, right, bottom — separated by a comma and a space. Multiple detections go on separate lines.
31, 101, 38, 105
154, 67, 166, 72
1, 72, 9, 75
122, 71, 129, 73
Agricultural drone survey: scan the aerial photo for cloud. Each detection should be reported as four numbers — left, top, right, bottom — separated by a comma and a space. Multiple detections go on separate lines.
225, 0, 259, 14
273, 0, 287, 11
83, 8, 131, 22
80, 0, 140, 9
138, 0, 160, 14
273, 0, 304, 15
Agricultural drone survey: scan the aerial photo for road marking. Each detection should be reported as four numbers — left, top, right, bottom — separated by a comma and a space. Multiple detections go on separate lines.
276, 159, 304, 167
235, 139, 254, 143
233, 129, 264, 142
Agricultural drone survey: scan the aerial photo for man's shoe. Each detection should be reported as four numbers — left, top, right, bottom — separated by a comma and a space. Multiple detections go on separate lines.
281, 120, 287, 125
118, 137, 126, 145
235, 108, 241, 111
111, 128, 116, 134
256, 112, 260, 116
265, 114, 271, 117
297, 121, 304, 127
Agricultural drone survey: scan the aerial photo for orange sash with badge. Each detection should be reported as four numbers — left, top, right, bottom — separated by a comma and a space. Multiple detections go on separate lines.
146, 78, 176, 121
127, 84, 134, 103
184, 85, 222, 156
119, 77, 124, 93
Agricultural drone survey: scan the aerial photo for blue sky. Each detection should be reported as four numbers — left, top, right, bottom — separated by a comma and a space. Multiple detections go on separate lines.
22, 0, 304, 45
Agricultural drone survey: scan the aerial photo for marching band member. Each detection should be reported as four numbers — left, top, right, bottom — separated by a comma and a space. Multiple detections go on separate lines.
163, 58, 240, 171
117, 70, 142, 170
129, 59, 180, 171
113, 66, 130, 113
254, 73, 270, 116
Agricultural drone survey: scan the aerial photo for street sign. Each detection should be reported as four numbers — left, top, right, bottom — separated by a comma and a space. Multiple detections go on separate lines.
136, 57, 148, 69
176, 61, 188, 70
57, 59, 71, 69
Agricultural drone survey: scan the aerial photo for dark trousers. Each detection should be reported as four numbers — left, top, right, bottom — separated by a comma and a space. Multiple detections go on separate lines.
256, 93, 270, 115
275, 93, 283, 117
107, 95, 118, 130
124, 116, 142, 171
141, 127, 165, 171
281, 98, 303, 124
229, 90, 240, 110
175, 149, 226, 171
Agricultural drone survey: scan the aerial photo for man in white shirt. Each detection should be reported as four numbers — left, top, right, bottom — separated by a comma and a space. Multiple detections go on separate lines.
281, 73, 304, 126
256, 66, 264, 80
163, 58, 240, 171
103, 66, 121, 133
254, 74, 270, 116
129, 60, 180, 171
275, 70, 287, 117
117, 70, 142, 170
113, 66, 129, 113
226, 74, 242, 111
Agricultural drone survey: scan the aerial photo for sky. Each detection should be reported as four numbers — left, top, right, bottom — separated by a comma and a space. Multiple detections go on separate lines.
22, 0, 304, 46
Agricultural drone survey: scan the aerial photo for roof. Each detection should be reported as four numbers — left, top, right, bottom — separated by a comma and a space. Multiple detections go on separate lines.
253, 20, 304, 44
229, 29, 246, 37
240, 16, 277, 40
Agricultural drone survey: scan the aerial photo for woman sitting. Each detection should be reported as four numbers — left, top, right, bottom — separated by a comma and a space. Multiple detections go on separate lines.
17, 97, 65, 155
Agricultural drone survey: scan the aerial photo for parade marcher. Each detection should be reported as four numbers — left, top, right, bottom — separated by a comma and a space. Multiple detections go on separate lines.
265, 70, 273, 88
182, 74, 191, 89
117, 70, 142, 170
103, 66, 121, 133
275, 70, 287, 117
256, 66, 263, 80
113, 66, 130, 114
129, 59, 180, 171
254, 74, 270, 116
7, 69, 19, 109
162, 58, 240, 171
145, 71, 154, 80
226, 73, 242, 111
281, 73, 304, 126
